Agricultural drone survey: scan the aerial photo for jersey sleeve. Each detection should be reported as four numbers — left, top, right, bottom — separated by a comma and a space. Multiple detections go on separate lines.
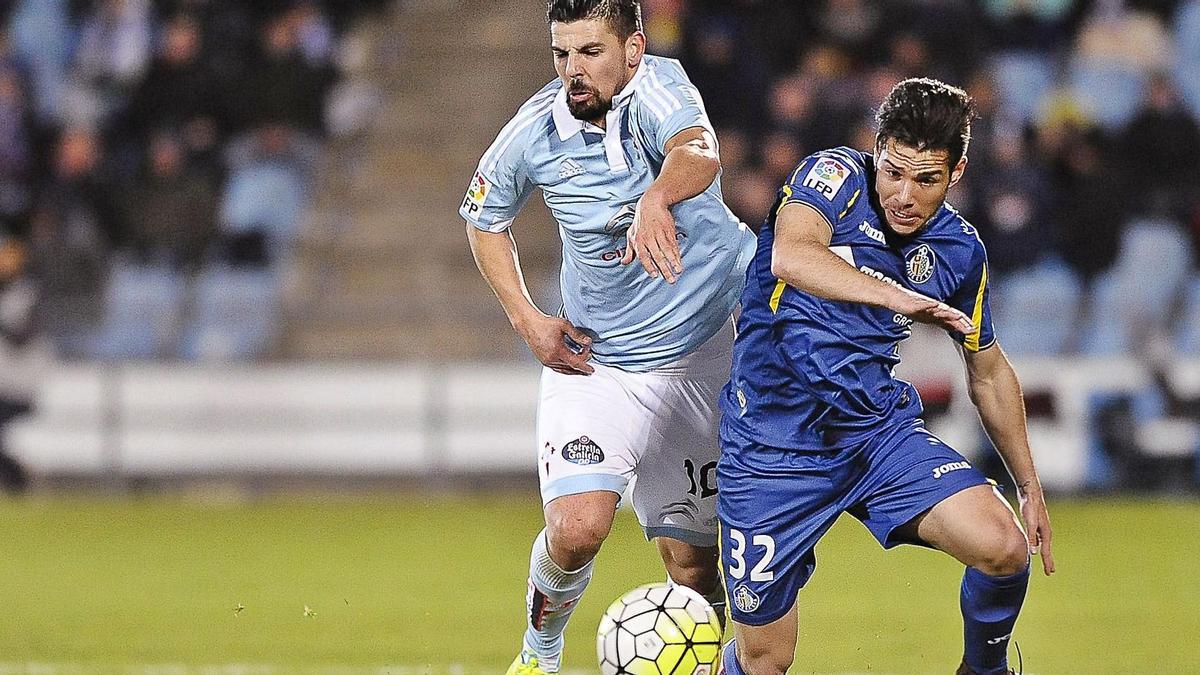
635, 64, 715, 162
776, 149, 868, 237
458, 124, 535, 232
946, 244, 997, 352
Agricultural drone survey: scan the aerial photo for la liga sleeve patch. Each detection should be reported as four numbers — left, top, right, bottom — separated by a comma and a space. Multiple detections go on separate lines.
461, 171, 492, 218
802, 158, 850, 201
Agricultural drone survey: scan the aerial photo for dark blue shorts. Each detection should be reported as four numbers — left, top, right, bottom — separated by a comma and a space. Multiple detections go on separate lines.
717, 417, 989, 626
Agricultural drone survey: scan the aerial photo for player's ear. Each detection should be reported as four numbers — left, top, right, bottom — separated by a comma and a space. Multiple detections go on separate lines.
948, 155, 967, 189
626, 31, 646, 67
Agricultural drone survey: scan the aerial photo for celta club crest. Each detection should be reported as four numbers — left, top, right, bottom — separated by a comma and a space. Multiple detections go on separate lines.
605, 203, 637, 237
905, 244, 936, 284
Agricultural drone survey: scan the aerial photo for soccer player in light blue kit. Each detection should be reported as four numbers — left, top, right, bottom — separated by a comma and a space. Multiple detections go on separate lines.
460, 2, 755, 672
717, 79, 1056, 675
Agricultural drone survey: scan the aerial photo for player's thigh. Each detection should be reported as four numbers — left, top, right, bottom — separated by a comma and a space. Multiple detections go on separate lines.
717, 428, 846, 628
905, 483, 1029, 575
629, 358, 727, 546
536, 365, 640, 508
730, 608, 799, 673
850, 422, 994, 551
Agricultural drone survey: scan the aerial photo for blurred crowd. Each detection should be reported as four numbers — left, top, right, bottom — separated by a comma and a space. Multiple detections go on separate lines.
0, 0, 387, 365
646, 0, 1200, 357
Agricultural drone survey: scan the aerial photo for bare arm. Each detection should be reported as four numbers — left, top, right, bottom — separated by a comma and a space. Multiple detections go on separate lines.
963, 343, 1055, 574
466, 225, 593, 375
771, 202, 974, 333
621, 127, 721, 283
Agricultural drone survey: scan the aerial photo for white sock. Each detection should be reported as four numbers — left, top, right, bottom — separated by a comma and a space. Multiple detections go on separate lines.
522, 529, 593, 672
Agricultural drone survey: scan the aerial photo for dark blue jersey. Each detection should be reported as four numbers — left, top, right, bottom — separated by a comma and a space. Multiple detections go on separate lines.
720, 147, 995, 451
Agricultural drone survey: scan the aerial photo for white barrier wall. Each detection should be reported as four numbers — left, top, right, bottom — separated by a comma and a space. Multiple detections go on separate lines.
6, 352, 1197, 490
5, 363, 540, 476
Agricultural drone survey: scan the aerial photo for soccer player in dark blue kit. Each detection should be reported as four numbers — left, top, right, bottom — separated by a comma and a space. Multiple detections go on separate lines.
716, 78, 1056, 675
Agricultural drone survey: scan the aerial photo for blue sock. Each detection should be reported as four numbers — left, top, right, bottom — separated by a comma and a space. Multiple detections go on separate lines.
721, 639, 746, 675
522, 529, 593, 671
960, 563, 1030, 674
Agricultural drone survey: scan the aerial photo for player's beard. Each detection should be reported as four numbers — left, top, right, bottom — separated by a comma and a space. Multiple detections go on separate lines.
566, 82, 611, 124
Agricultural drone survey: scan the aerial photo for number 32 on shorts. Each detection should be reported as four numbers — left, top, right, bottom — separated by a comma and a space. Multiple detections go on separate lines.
726, 529, 775, 582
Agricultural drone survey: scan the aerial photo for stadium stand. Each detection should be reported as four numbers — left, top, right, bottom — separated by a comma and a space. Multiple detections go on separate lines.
0, 0, 389, 362
0, 0, 1196, 494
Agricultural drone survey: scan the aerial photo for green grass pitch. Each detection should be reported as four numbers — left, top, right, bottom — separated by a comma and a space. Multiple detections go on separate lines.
0, 493, 1196, 673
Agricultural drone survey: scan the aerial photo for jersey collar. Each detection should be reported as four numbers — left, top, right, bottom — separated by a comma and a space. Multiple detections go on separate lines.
552, 61, 644, 174
551, 58, 647, 142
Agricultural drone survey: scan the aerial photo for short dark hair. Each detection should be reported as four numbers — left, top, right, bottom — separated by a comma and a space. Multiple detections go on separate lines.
875, 78, 977, 168
547, 0, 643, 40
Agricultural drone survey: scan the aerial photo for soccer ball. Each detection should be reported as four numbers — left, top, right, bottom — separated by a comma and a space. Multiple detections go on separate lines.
596, 583, 723, 674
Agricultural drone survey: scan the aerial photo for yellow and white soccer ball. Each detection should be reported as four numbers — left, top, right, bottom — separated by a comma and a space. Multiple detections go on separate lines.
596, 582, 723, 674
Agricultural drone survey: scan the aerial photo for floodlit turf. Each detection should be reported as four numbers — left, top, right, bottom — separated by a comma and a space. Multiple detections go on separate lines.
0, 493, 1196, 673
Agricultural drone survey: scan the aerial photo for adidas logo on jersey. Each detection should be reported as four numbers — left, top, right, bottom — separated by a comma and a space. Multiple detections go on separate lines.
559, 158, 586, 179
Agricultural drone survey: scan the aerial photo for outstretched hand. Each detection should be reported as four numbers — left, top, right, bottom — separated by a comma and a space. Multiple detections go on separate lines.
893, 287, 975, 336
621, 195, 683, 283
1019, 484, 1056, 575
519, 314, 594, 376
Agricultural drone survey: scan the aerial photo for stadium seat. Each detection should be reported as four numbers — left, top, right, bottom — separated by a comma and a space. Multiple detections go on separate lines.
1084, 388, 1167, 489
1174, 277, 1200, 354
1174, 0, 1200, 120
177, 266, 280, 361
80, 262, 185, 360
220, 160, 309, 261
8, 0, 71, 121
992, 259, 1082, 355
990, 51, 1056, 124
1068, 61, 1147, 130
1081, 219, 1192, 355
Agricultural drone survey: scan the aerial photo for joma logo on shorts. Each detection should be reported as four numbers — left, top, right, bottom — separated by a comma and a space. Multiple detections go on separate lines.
933, 461, 971, 479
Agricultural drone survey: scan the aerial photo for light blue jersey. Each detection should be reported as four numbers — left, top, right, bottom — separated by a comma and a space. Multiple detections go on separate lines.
460, 55, 756, 372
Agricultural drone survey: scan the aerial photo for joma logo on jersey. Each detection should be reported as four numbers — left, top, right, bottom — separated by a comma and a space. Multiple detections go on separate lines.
906, 244, 936, 284
859, 221, 886, 244
933, 461, 971, 479
802, 158, 849, 201
563, 436, 604, 465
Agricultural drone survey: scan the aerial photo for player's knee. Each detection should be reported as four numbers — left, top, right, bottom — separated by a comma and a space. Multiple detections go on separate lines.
667, 560, 720, 596
737, 639, 794, 675
976, 527, 1030, 577
660, 544, 720, 595
545, 511, 612, 569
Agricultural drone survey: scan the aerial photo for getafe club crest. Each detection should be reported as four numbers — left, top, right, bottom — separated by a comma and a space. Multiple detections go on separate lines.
732, 584, 761, 613
905, 244, 936, 284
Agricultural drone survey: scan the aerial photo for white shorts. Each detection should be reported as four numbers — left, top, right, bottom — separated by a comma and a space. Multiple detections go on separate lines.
536, 323, 732, 547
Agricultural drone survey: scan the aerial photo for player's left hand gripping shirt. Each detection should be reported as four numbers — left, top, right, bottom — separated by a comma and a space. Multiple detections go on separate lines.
721, 147, 996, 450
460, 55, 756, 372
